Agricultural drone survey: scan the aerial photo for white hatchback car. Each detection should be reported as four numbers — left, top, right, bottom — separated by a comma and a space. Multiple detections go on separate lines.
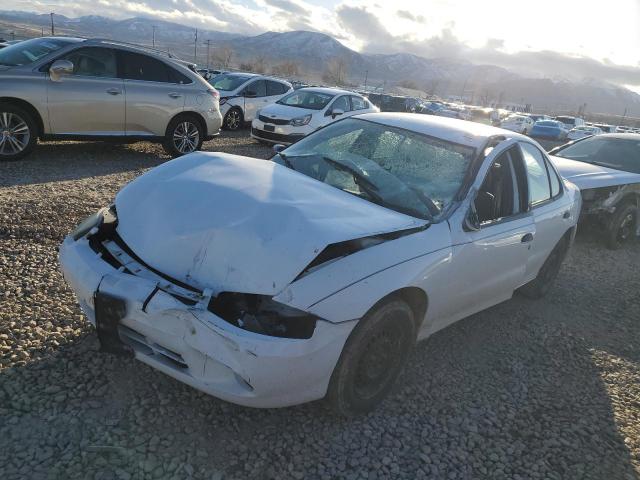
501, 115, 535, 134
250, 87, 378, 145
567, 125, 603, 141
210, 72, 293, 130
59, 114, 580, 415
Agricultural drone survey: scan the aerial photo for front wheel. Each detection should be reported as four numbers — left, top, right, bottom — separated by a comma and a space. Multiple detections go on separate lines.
223, 108, 243, 130
606, 202, 638, 249
326, 298, 416, 416
0, 104, 38, 161
163, 115, 203, 158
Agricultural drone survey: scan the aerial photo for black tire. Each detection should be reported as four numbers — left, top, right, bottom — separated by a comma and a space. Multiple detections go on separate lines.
326, 298, 417, 416
518, 236, 569, 299
163, 114, 204, 158
605, 202, 638, 250
223, 108, 243, 131
0, 103, 38, 161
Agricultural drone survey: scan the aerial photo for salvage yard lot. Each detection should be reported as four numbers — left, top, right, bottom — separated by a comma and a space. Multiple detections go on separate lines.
0, 132, 639, 480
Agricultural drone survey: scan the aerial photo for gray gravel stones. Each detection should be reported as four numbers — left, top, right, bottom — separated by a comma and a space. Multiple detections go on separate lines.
0, 131, 639, 479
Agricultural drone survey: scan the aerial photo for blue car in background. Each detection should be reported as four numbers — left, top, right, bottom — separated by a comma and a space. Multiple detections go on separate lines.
530, 120, 569, 140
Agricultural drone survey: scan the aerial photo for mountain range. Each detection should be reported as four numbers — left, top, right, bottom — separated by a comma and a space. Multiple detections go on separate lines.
1, 10, 639, 117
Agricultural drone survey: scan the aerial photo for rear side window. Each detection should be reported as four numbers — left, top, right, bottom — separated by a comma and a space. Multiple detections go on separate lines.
61, 47, 117, 78
167, 66, 193, 84
119, 51, 170, 82
245, 80, 267, 97
266, 81, 287, 95
331, 96, 351, 112
520, 143, 551, 206
350, 96, 369, 110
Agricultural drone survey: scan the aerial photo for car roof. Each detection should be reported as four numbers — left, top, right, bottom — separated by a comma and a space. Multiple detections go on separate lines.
355, 113, 529, 149
598, 133, 640, 140
298, 86, 357, 95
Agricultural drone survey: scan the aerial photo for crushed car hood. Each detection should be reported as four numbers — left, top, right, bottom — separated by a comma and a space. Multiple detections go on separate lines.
550, 155, 640, 190
115, 153, 425, 295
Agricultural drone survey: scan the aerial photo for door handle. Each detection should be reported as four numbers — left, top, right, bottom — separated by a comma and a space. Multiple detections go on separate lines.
168, 93, 182, 99
106, 88, 121, 95
563, 211, 571, 219
521, 233, 534, 243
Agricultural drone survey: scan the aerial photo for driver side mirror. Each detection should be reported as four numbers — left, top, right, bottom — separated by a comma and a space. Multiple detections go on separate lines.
49, 59, 74, 82
330, 108, 344, 119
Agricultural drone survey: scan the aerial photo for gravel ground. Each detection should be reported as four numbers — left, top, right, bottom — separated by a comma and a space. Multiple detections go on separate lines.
0, 130, 638, 480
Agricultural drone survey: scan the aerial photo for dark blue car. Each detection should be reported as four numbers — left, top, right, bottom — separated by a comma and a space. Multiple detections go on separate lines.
530, 120, 568, 140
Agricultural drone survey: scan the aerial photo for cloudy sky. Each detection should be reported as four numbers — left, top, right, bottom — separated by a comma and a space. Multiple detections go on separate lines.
5, 0, 640, 89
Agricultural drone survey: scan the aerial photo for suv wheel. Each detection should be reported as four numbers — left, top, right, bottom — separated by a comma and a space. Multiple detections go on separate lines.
163, 115, 204, 158
0, 105, 37, 161
223, 108, 243, 130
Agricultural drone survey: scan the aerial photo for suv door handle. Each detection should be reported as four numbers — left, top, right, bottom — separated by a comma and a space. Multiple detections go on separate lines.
168, 93, 182, 98
106, 88, 121, 95
521, 233, 534, 243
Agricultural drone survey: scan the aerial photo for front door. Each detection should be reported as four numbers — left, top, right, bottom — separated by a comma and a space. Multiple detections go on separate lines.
47, 47, 125, 135
439, 146, 535, 330
242, 80, 268, 122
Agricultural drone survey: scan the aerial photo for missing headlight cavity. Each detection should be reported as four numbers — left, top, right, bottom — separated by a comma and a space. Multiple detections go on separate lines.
299, 224, 429, 277
208, 293, 317, 339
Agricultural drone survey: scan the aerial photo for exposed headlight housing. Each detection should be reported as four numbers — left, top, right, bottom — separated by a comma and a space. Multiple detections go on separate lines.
71, 206, 117, 241
290, 114, 312, 126
208, 293, 318, 339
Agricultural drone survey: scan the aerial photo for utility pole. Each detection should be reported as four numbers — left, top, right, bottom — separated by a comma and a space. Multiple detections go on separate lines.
50, 12, 55, 36
10, 32, 15, 41
204, 39, 212, 69
193, 28, 198, 63
364, 70, 368, 92
41, 27, 44, 37
152, 26, 156, 47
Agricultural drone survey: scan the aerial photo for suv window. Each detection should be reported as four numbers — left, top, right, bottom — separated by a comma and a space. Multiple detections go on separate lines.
520, 142, 551, 206
245, 80, 267, 97
350, 96, 369, 110
331, 95, 351, 112
119, 51, 170, 82
61, 47, 117, 78
167, 66, 193, 84
266, 81, 287, 96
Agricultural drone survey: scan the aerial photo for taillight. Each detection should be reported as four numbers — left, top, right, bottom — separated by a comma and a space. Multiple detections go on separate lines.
207, 88, 220, 100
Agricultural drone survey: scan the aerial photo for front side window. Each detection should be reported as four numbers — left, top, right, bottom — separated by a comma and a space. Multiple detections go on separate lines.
475, 149, 524, 224
554, 136, 640, 174
331, 96, 351, 112
277, 90, 334, 110
119, 52, 170, 82
0, 38, 76, 66
245, 80, 266, 97
62, 47, 117, 78
351, 96, 369, 110
275, 118, 475, 220
521, 143, 551, 206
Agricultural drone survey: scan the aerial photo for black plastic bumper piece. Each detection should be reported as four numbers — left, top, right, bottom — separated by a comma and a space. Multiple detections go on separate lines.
94, 291, 134, 357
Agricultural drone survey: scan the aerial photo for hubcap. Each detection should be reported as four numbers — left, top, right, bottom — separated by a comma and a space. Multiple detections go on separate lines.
617, 212, 635, 242
226, 111, 240, 129
353, 323, 404, 400
0, 112, 30, 156
173, 121, 199, 153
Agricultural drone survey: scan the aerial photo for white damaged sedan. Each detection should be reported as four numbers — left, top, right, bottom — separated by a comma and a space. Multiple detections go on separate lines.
59, 114, 581, 415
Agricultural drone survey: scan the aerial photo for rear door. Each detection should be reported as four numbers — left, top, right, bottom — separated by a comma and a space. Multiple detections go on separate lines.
117, 50, 185, 136
47, 46, 125, 135
266, 80, 290, 105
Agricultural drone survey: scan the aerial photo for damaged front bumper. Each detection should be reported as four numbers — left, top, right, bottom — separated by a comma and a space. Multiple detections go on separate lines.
59, 235, 355, 408
580, 184, 640, 236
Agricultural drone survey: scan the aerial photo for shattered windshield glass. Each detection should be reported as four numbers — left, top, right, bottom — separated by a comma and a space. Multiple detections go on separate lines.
275, 118, 475, 220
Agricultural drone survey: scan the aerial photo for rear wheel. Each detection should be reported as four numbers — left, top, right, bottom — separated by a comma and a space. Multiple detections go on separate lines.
326, 298, 416, 416
163, 115, 203, 158
606, 202, 638, 249
519, 236, 569, 299
0, 104, 37, 161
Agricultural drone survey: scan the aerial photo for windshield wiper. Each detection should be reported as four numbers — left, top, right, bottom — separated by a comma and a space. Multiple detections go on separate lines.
0, 62, 18, 66
278, 152, 295, 170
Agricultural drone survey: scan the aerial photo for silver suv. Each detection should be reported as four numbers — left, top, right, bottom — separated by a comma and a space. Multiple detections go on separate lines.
0, 37, 222, 160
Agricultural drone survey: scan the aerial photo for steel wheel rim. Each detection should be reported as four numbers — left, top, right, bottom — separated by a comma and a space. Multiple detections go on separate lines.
0, 112, 30, 156
617, 212, 635, 242
226, 110, 240, 129
353, 324, 403, 400
173, 121, 199, 153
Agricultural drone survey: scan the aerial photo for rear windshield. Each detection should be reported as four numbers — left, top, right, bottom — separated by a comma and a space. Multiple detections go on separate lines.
210, 74, 252, 91
537, 121, 560, 127
555, 136, 640, 174
0, 38, 77, 66
277, 90, 335, 110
